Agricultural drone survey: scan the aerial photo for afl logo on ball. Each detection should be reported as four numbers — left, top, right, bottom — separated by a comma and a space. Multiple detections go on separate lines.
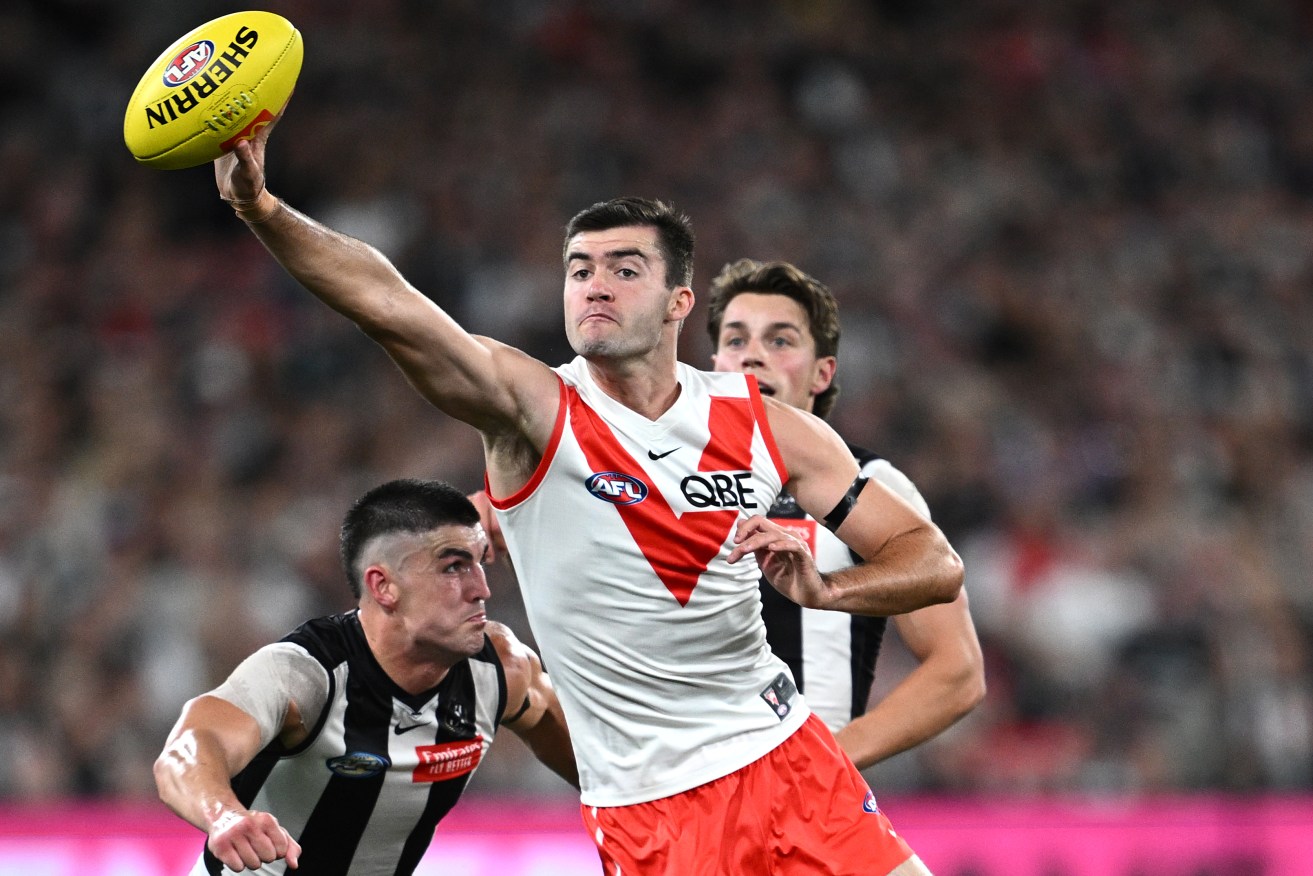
162, 40, 214, 87
585, 472, 648, 505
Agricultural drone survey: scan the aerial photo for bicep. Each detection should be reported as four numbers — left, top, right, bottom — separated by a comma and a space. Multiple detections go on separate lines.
770, 405, 926, 558
486, 623, 538, 723
378, 313, 561, 439
164, 695, 270, 778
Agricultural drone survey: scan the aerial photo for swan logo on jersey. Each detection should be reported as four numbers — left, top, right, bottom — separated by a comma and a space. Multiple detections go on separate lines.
758, 672, 797, 720
585, 471, 648, 505
326, 751, 390, 778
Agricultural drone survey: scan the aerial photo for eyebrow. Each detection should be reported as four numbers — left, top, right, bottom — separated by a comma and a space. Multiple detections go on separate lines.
722, 319, 805, 334
566, 247, 650, 265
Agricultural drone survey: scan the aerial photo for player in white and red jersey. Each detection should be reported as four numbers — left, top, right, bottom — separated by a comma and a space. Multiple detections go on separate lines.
211, 119, 963, 874
707, 258, 986, 770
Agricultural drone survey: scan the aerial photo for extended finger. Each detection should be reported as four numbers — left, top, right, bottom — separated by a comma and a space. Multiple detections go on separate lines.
729, 532, 801, 564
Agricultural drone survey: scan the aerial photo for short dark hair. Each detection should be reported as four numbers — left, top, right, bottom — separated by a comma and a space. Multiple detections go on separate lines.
339, 479, 480, 598
706, 259, 842, 419
564, 197, 695, 288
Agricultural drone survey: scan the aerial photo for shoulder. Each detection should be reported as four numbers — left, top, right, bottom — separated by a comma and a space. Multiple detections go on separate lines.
484, 621, 536, 677
484, 621, 542, 718
764, 397, 853, 468
281, 612, 361, 666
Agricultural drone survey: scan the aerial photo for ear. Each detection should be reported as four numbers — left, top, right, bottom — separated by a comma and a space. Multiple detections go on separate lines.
667, 286, 695, 322
363, 565, 398, 610
811, 355, 837, 397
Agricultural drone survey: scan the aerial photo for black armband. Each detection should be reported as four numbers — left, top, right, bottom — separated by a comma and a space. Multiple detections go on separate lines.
503, 694, 532, 725
823, 475, 868, 533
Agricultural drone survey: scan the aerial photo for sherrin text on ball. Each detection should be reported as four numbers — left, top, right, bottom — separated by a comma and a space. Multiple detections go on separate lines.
123, 11, 302, 170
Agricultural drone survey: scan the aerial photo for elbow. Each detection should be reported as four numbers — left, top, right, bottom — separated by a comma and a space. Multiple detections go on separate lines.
946, 647, 987, 721
152, 751, 176, 808
935, 545, 966, 605
958, 662, 987, 717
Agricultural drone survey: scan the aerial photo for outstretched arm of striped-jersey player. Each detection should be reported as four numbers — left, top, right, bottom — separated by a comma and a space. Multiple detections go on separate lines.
487, 621, 579, 789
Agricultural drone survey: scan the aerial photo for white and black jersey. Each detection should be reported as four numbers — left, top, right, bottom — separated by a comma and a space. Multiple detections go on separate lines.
192, 611, 507, 876
761, 445, 931, 733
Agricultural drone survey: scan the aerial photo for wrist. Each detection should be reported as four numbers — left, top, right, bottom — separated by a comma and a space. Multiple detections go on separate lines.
224, 187, 281, 224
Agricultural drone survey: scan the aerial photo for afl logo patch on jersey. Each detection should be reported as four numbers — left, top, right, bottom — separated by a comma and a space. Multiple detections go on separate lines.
862, 790, 880, 813
162, 40, 214, 87
585, 471, 648, 505
326, 751, 390, 778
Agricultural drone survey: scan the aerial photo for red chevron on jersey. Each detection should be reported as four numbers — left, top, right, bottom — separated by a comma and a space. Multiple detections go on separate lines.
571, 391, 756, 606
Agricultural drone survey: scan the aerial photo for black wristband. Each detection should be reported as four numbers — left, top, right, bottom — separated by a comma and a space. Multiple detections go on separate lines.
823, 475, 868, 533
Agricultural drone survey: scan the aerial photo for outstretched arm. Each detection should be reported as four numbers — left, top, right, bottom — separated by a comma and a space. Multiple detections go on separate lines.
213, 123, 560, 447
154, 695, 303, 871
836, 592, 985, 768
749, 399, 963, 615
486, 621, 578, 789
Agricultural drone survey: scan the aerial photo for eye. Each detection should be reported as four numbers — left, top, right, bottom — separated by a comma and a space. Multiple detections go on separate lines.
722, 336, 745, 349
442, 558, 471, 575
617, 268, 638, 278
570, 268, 591, 281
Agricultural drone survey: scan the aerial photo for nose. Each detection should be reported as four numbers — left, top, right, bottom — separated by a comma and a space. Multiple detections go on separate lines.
469, 566, 492, 602
738, 337, 767, 368
586, 275, 613, 301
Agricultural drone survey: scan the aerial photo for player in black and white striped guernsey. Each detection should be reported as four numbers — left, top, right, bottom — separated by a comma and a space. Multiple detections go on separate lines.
155, 479, 576, 875
709, 259, 987, 769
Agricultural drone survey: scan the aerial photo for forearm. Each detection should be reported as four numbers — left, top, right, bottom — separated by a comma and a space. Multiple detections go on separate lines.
820, 528, 963, 615
154, 729, 246, 834
519, 718, 580, 789
835, 658, 985, 769
234, 190, 419, 333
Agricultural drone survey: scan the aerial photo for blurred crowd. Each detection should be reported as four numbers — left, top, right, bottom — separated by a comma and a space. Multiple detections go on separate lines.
2, 0, 1311, 802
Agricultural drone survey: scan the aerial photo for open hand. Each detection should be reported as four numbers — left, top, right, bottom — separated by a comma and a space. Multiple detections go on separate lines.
727, 515, 827, 608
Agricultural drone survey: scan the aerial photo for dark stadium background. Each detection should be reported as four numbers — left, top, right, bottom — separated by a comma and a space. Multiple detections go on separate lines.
2, 0, 1310, 871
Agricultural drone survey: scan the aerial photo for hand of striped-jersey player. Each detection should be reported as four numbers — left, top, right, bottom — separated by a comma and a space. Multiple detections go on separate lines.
208, 807, 301, 872
468, 489, 508, 565
727, 514, 827, 609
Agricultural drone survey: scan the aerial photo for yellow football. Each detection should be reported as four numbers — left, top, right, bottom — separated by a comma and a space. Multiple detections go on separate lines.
123, 11, 303, 170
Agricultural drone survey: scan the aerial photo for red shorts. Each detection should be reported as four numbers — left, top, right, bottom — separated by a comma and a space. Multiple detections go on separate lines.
580, 713, 927, 875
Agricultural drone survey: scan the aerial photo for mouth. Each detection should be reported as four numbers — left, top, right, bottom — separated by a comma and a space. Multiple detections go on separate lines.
756, 382, 776, 396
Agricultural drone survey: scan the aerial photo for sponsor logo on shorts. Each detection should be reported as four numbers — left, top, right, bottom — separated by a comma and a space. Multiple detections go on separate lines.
585, 471, 648, 505
413, 737, 484, 783
863, 790, 880, 813
326, 751, 390, 778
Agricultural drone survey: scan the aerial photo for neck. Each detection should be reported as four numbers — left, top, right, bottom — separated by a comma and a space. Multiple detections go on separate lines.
583, 339, 682, 420
359, 605, 452, 695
